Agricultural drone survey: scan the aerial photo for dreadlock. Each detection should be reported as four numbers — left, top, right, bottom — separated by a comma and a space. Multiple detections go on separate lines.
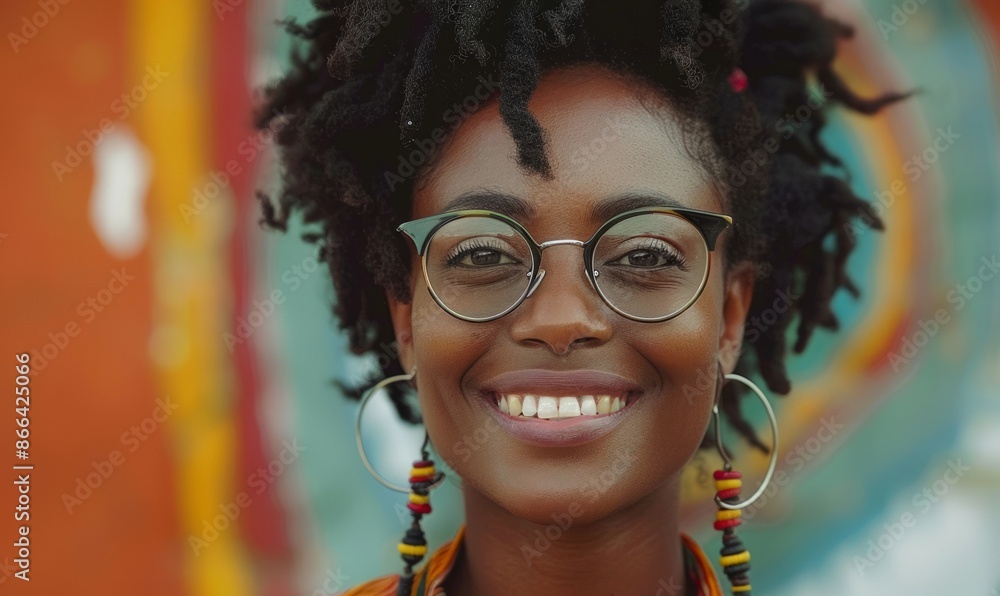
255, 0, 909, 452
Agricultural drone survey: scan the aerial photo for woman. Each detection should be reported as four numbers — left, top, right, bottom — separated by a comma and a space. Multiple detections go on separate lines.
256, 0, 906, 594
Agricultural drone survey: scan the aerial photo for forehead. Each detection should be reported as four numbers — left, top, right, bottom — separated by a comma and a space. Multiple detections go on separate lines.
411, 65, 723, 232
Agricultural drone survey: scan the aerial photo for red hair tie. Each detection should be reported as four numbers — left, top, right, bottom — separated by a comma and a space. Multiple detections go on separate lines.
728, 68, 748, 93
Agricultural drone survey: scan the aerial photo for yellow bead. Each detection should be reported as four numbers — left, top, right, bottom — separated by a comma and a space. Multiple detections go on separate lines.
397, 543, 427, 557
731, 585, 751, 592
411, 465, 435, 476
720, 551, 750, 567
409, 493, 430, 505
716, 509, 742, 521
715, 479, 742, 491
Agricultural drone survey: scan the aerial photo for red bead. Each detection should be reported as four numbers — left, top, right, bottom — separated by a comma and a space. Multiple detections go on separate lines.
412, 460, 434, 468
717, 488, 741, 500
714, 470, 742, 480
728, 68, 748, 93
409, 474, 434, 484
714, 518, 743, 530
407, 502, 432, 514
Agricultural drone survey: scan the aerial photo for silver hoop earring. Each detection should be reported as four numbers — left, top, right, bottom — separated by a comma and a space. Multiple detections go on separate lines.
710, 372, 778, 596
354, 367, 445, 493
354, 366, 446, 594
712, 373, 779, 510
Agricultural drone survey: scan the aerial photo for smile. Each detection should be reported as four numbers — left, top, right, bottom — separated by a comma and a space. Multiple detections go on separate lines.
475, 369, 643, 447
494, 393, 628, 418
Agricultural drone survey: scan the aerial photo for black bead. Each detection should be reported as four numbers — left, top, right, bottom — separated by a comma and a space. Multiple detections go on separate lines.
403, 526, 426, 546
723, 562, 751, 575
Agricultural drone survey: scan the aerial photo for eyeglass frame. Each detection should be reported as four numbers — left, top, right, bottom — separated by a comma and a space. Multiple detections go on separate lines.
396, 206, 733, 323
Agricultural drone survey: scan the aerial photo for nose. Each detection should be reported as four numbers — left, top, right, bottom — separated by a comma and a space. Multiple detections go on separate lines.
508, 245, 613, 355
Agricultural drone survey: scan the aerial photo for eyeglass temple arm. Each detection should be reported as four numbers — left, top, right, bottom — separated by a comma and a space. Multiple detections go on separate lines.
681, 211, 733, 251
396, 218, 445, 255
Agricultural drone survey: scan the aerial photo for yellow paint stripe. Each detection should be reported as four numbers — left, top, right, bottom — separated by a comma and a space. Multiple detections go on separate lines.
132, 1, 249, 594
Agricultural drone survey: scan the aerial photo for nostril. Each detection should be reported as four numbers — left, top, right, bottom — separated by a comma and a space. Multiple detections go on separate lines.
568, 336, 601, 351
550, 337, 599, 356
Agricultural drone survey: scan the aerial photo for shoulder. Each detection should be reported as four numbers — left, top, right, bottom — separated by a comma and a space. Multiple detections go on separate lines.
334, 525, 466, 596
334, 573, 401, 596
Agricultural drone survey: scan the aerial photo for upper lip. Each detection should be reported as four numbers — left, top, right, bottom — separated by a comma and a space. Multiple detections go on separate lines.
479, 369, 643, 396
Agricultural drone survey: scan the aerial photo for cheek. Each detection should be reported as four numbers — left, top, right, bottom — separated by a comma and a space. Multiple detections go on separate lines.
409, 280, 493, 468
626, 288, 723, 470
630, 268, 723, 391
410, 280, 497, 369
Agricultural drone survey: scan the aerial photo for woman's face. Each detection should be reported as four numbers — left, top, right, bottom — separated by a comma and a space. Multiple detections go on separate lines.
388, 64, 754, 525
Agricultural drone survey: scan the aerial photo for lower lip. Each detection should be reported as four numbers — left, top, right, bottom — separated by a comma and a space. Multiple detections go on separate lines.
477, 392, 639, 448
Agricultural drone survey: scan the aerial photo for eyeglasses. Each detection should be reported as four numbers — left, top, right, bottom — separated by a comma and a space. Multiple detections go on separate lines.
397, 207, 732, 323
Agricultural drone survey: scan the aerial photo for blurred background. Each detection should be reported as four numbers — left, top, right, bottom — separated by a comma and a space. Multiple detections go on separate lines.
1, 0, 998, 594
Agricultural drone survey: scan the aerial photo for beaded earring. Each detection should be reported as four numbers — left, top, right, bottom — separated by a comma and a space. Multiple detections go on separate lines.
396, 437, 443, 596
711, 367, 779, 596
714, 469, 751, 593
354, 367, 445, 596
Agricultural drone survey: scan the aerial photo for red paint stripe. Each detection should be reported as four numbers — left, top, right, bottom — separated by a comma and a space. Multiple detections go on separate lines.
208, 0, 295, 588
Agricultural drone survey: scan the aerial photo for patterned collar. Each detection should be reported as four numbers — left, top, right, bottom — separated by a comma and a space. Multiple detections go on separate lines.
409, 526, 723, 596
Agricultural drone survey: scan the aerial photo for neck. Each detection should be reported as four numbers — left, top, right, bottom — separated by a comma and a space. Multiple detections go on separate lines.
444, 477, 689, 596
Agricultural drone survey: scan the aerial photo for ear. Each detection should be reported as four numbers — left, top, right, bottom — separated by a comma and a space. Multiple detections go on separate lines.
387, 291, 416, 374
718, 261, 755, 375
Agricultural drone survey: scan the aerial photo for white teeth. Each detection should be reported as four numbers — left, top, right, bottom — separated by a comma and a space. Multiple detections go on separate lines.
558, 397, 581, 417
537, 396, 558, 419
522, 395, 537, 417
497, 393, 628, 419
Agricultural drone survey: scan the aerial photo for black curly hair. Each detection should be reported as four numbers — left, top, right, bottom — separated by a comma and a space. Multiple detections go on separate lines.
255, 0, 908, 452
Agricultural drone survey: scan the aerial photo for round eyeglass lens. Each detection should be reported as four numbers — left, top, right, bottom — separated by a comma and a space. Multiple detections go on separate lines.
424, 216, 534, 320
592, 212, 710, 320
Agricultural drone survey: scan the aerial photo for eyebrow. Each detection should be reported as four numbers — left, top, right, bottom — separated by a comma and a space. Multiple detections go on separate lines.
439, 189, 686, 222
441, 190, 537, 220
588, 192, 686, 223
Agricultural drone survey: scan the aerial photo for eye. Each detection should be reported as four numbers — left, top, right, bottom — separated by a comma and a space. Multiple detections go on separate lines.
446, 237, 522, 267
606, 238, 686, 270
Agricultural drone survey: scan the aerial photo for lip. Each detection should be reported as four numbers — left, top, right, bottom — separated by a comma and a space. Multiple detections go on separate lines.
481, 369, 642, 395
475, 369, 643, 448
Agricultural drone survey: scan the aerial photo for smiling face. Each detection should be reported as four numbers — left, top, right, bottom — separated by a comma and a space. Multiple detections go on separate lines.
388, 64, 754, 525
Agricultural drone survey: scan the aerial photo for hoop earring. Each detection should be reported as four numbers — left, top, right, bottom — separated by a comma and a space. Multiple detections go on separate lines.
710, 368, 779, 595
355, 367, 445, 596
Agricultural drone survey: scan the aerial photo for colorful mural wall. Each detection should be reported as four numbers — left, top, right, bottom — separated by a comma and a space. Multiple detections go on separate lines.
1, 0, 997, 594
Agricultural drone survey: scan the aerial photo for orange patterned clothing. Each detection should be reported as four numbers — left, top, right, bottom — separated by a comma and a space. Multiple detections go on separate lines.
338, 525, 723, 595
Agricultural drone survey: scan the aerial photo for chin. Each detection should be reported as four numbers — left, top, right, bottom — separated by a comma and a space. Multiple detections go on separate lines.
463, 447, 653, 525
